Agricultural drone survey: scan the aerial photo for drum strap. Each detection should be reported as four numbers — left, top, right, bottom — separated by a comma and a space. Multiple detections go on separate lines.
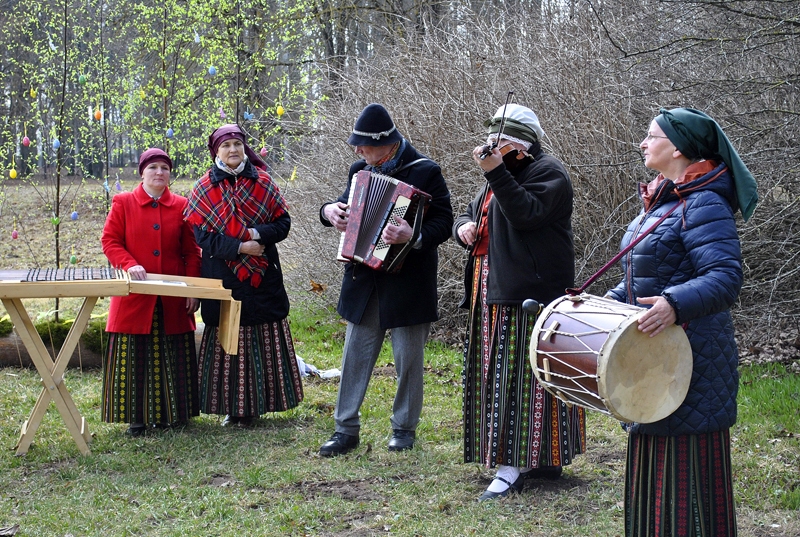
567, 202, 681, 295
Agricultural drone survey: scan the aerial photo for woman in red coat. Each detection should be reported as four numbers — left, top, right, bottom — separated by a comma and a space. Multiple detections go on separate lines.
101, 148, 202, 436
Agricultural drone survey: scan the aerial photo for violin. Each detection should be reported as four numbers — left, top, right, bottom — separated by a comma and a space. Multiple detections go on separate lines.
498, 143, 535, 174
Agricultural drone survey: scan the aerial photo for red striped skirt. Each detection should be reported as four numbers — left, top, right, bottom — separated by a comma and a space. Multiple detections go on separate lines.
625, 429, 737, 537
198, 319, 304, 417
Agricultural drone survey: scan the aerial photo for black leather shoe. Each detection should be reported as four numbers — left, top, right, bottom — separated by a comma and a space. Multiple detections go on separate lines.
319, 432, 359, 457
126, 423, 147, 437
478, 474, 524, 502
221, 415, 240, 427
237, 416, 255, 428
388, 429, 415, 452
520, 466, 563, 480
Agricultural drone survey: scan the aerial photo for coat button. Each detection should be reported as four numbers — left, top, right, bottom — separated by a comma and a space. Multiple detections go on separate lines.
151, 201, 158, 208
153, 224, 160, 230
153, 250, 160, 256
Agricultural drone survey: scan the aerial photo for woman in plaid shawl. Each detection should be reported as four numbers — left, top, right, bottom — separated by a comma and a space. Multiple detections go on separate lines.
185, 124, 303, 427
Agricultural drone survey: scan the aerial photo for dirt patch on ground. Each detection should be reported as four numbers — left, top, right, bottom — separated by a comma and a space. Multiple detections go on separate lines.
287, 477, 387, 503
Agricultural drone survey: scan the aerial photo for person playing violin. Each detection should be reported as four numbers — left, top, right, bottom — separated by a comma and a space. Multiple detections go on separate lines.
453, 103, 585, 501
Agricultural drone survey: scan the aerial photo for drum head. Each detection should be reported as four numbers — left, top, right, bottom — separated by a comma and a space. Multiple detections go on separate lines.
597, 315, 693, 423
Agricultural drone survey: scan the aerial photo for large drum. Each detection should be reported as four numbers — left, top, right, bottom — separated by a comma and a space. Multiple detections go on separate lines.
530, 294, 692, 424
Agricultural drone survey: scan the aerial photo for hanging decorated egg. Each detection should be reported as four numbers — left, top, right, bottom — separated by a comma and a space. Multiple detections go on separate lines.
9, 169, 17, 179
243, 111, 253, 121
79, 74, 87, 84
11, 230, 18, 239
94, 109, 102, 121
53, 138, 61, 149
276, 105, 285, 117
115, 180, 122, 191
208, 66, 217, 76
260, 147, 267, 157
69, 254, 78, 264
194, 31, 201, 44
30, 88, 37, 99
71, 211, 79, 221
219, 107, 226, 119
139, 89, 146, 99
166, 127, 174, 138
22, 136, 31, 147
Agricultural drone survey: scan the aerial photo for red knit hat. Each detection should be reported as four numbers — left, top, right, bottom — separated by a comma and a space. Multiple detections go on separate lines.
138, 148, 172, 176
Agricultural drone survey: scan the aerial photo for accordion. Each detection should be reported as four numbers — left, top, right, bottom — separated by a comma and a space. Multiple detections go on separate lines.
337, 170, 432, 273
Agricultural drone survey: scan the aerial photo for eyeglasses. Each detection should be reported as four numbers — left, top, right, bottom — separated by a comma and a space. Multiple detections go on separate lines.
643, 134, 669, 142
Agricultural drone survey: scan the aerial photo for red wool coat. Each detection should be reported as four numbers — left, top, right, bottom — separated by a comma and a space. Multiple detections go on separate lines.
101, 183, 202, 335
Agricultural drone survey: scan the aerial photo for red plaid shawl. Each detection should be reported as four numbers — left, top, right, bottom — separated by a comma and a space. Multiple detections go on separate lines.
185, 167, 288, 287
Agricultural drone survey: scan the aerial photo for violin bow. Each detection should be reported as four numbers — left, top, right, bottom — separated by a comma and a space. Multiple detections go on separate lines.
479, 90, 514, 160
470, 91, 515, 250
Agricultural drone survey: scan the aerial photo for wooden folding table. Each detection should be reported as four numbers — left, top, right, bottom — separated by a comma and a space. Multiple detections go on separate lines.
0, 268, 241, 456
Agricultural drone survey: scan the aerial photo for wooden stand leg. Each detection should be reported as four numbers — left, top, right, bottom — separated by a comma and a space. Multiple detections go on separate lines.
218, 299, 241, 355
4, 297, 96, 456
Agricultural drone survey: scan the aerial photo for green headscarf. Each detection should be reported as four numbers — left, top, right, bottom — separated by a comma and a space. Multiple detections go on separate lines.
655, 107, 758, 221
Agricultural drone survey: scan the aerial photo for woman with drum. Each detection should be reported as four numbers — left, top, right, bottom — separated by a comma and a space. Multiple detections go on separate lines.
607, 108, 758, 536
101, 148, 202, 436
184, 124, 303, 427
453, 103, 586, 501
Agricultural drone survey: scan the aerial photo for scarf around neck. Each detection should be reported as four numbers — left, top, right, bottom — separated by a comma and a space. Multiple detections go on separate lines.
215, 154, 247, 176
366, 139, 406, 175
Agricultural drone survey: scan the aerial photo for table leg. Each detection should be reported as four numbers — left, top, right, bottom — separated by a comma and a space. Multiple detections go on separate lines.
4, 297, 96, 456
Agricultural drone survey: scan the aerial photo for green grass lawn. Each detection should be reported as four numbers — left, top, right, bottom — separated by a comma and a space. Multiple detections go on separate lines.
1, 304, 798, 536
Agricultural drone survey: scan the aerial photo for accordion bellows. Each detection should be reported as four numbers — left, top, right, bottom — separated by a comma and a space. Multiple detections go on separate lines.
337, 170, 431, 273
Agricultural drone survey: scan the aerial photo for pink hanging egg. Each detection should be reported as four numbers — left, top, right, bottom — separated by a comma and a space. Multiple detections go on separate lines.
12, 230, 19, 239
260, 147, 267, 157
22, 136, 31, 147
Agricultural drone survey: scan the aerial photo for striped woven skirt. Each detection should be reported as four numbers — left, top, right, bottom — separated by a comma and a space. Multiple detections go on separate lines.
102, 301, 199, 426
625, 429, 737, 537
198, 318, 304, 417
463, 255, 586, 468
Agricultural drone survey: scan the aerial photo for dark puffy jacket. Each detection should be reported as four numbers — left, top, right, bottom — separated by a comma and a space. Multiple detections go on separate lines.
606, 162, 743, 436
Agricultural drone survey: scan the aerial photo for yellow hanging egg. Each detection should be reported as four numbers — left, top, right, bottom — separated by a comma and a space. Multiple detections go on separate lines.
276, 105, 285, 117
30, 88, 37, 99
140, 89, 146, 99
9, 169, 17, 179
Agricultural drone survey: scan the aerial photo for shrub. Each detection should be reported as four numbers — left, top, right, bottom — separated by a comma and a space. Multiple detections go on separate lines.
81, 319, 107, 354
0, 317, 13, 338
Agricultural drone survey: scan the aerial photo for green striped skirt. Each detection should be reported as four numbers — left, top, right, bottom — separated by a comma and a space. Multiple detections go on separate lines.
463, 254, 586, 468
625, 429, 737, 536
198, 318, 304, 417
102, 301, 199, 426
